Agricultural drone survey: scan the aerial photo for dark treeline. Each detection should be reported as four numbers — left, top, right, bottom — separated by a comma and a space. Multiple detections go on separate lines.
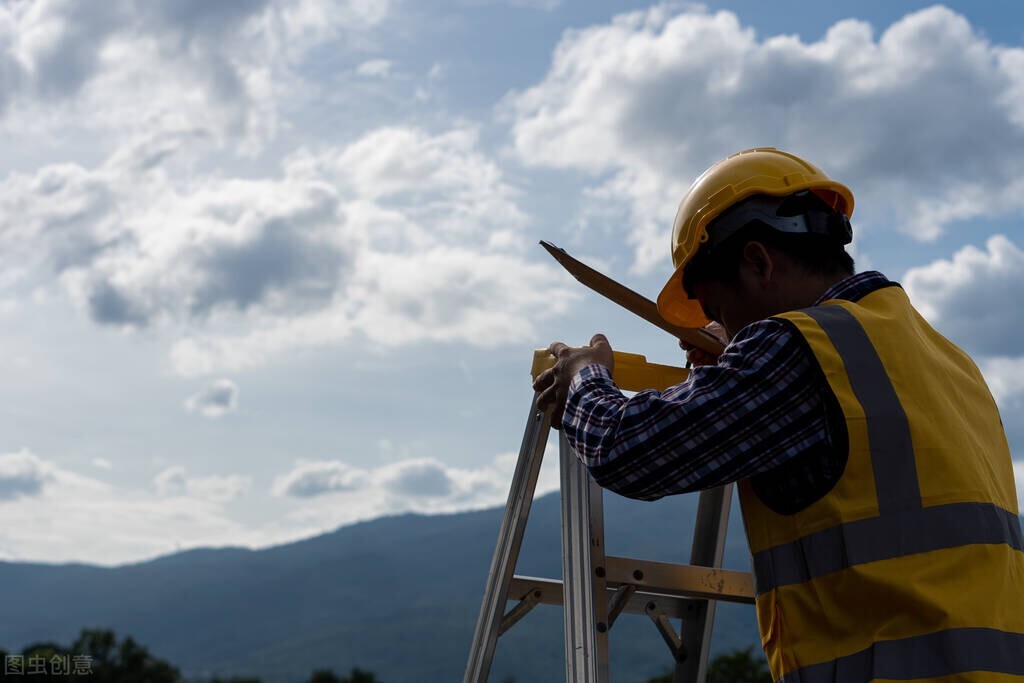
0, 628, 376, 682
1, 627, 768, 682
644, 646, 772, 683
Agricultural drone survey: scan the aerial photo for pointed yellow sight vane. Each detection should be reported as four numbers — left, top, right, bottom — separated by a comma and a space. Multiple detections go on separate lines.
538, 241, 725, 355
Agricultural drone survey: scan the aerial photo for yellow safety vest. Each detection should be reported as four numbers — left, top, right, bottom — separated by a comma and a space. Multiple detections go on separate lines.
738, 284, 1024, 681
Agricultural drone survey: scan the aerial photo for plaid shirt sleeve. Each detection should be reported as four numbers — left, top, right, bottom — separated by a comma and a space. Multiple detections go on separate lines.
561, 318, 829, 500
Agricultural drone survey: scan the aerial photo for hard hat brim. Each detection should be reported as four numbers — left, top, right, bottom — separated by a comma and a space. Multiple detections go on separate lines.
657, 261, 710, 329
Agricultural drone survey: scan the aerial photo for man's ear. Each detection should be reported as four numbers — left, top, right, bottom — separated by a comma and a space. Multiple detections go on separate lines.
741, 241, 774, 285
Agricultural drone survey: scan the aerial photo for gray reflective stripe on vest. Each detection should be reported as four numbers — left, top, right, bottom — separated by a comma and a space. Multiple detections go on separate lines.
781, 628, 1024, 683
754, 304, 1023, 594
753, 500, 1024, 592
802, 304, 919, 514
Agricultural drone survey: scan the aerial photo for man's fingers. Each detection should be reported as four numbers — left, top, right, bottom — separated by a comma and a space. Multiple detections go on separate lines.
536, 384, 566, 429
686, 348, 717, 367
548, 341, 570, 358
549, 387, 565, 430
537, 335, 608, 428
682, 323, 725, 366
532, 367, 555, 392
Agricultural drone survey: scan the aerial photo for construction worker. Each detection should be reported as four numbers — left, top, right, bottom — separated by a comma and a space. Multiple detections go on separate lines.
533, 148, 1024, 681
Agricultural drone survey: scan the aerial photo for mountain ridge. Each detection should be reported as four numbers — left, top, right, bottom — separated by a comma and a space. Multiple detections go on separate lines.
7, 494, 1014, 681
2, 491, 761, 681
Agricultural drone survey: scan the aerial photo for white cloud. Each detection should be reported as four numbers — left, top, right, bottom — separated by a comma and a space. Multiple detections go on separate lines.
0, 445, 561, 565
460, 0, 562, 9
378, 458, 454, 497
0, 2, 583, 380
987, 358, 1024, 411
187, 473, 252, 504
0, 131, 347, 328
91, 457, 113, 470
272, 460, 368, 498
903, 235, 1024, 356
0, 0, 392, 149
0, 451, 269, 564
356, 58, 392, 78
1014, 459, 1023, 509
0, 449, 52, 501
272, 448, 561, 529
979, 357, 1024, 408
0, 124, 575, 376
507, 5, 1024, 271
154, 465, 188, 496
155, 465, 251, 503
185, 379, 240, 418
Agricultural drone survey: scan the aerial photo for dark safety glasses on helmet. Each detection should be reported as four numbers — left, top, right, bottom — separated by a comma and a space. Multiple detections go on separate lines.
705, 191, 853, 249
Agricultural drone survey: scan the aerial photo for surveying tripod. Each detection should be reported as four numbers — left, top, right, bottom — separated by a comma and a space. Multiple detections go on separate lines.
464, 350, 756, 683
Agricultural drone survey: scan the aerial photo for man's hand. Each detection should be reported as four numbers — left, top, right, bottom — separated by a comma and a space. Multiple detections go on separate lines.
679, 322, 727, 367
533, 333, 614, 429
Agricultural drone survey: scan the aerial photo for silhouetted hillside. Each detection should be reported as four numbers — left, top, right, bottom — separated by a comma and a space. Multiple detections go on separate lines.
0, 491, 761, 682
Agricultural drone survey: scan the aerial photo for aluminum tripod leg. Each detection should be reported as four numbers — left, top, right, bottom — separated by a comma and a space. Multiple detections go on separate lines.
463, 394, 551, 683
673, 483, 734, 683
560, 432, 610, 683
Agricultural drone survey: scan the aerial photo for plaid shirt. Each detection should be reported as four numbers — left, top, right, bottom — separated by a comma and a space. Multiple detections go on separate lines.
563, 271, 895, 500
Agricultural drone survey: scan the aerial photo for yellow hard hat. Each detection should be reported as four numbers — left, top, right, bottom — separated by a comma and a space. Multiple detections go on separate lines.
656, 147, 854, 328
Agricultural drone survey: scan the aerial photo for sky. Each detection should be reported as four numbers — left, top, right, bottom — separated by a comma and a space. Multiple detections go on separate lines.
0, 0, 1022, 565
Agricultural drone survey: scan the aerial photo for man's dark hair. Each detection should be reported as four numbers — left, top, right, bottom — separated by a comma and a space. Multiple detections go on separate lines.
683, 193, 854, 295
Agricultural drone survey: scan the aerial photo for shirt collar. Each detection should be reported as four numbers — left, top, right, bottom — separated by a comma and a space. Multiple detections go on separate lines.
813, 270, 895, 305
